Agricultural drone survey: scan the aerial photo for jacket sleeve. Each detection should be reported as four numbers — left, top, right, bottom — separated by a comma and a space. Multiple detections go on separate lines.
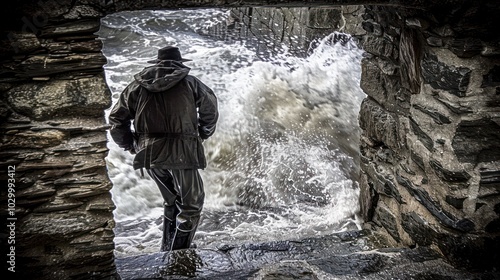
108, 82, 140, 150
192, 77, 218, 139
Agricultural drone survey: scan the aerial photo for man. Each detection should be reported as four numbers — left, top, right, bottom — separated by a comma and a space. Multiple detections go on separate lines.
108, 46, 218, 251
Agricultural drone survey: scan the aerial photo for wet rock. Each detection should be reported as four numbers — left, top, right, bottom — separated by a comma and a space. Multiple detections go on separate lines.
480, 170, 500, 189
308, 8, 341, 29
18, 53, 107, 77
410, 150, 425, 171
428, 160, 471, 182
435, 97, 474, 114
361, 157, 404, 205
452, 119, 500, 163
40, 19, 101, 37
426, 36, 443, 47
360, 57, 411, 114
358, 98, 401, 152
409, 117, 433, 151
5, 32, 42, 53
63, 5, 104, 19
359, 175, 379, 222
115, 231, 498, 280
2, 129, 67, 150
16, 184, 56, 199
405, 17, 429, 29
482, 65, 500, 87
362, 35, 398, 60
374, 202, 401, 242
421, 53, 471, 97
383, 178, 403, 204
19, 211, 109, 238
34, 199, 84, 212
399, 27, 422, 94
254, 261, 319, 280
401, 212, 438, 246
450, 37, 483, 58
396, 173, 475, 233
445, 195, 466, 210
309, 253, 390, 275
0, 99, 12, 122
413, 104, 451, 125
15, 161, 74, 171
438, 234, 500, 270
6, 74, 111, 120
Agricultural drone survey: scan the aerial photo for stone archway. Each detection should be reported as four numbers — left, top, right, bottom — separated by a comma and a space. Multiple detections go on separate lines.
1, 1, 499, 279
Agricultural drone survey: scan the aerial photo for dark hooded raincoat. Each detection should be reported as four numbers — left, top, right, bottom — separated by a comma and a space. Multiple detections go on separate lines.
108, 61, 218, 170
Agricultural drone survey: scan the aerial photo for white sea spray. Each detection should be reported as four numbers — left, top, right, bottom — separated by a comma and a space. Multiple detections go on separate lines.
97, 9, 365, 257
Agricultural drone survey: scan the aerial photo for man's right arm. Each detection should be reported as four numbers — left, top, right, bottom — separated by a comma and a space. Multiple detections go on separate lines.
192, 78, 218, 140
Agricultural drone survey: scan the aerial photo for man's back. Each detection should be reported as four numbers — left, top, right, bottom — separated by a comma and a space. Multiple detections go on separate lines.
109, 60, 218, 170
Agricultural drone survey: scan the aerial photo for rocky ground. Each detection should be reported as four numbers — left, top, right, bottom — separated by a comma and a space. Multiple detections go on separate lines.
115, 230, 499, 279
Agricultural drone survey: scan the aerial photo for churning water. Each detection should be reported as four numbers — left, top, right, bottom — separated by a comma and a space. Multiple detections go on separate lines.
97, 9, 366, 258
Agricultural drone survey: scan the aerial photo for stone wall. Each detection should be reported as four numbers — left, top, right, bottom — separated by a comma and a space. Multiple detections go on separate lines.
358, 2, 500, 270
0, 3, 117, 279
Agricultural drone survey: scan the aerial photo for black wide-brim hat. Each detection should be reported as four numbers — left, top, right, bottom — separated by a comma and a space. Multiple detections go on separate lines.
147, 46, 192, 63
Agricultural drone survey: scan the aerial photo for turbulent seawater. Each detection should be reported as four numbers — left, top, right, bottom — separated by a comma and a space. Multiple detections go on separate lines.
96, 9, 366, 258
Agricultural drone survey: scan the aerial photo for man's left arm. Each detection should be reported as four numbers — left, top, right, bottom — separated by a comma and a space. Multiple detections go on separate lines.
109, 83, 139, 152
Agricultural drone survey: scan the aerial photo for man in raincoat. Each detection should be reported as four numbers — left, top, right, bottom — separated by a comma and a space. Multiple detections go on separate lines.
108, 46, 218, 251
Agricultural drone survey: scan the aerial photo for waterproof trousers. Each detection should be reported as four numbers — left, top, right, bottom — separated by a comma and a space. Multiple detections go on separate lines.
147, 168, 205, 251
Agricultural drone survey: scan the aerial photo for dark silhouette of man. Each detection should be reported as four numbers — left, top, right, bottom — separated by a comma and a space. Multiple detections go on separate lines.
109, 46, 218, 251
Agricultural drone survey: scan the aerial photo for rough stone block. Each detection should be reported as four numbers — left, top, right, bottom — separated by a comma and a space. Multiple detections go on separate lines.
445, 195, 466, 210
359, 173, 379, 222
450, 37, 483, 58
421, 52, 471, 97
2, 129, 67, 150
452, 119, 500, 163
428, 159, 471, 182
360, 58, 410, 114
19, 53, 107, 78
410, 150, 425, 172
5, 32, 41, 54
438, 234, 500, 270
399, 27, 422, 94
374, 202, 401, 242
40, 19, 101, 37
359, 98, 401, 152
413, 104, 451, 125
435, 96, 474, 114
7, 74, 111, 120
396, 172, 475, 233
409, 117, 433, 152
480, 170, 500, 189
362, 35, 398, 60
482, 65, 500, 88
360, 153, 404, 204
401, 212, 437, 246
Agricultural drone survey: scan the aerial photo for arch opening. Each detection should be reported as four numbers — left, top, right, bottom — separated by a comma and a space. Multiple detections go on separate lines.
96, 7, 366, 257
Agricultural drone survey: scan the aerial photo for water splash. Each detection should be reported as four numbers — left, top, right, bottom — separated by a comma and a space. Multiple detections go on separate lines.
98, 9, 365, 257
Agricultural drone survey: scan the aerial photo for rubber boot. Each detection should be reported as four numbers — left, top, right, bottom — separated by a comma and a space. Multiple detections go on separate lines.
170, 229, 196, 251
161, 205, 177, 251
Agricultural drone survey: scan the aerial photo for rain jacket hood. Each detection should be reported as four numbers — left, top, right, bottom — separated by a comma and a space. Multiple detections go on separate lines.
134, 61, 190, 92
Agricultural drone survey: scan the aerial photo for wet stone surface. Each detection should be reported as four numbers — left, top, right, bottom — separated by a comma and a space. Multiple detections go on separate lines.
115, 231, 499, 279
